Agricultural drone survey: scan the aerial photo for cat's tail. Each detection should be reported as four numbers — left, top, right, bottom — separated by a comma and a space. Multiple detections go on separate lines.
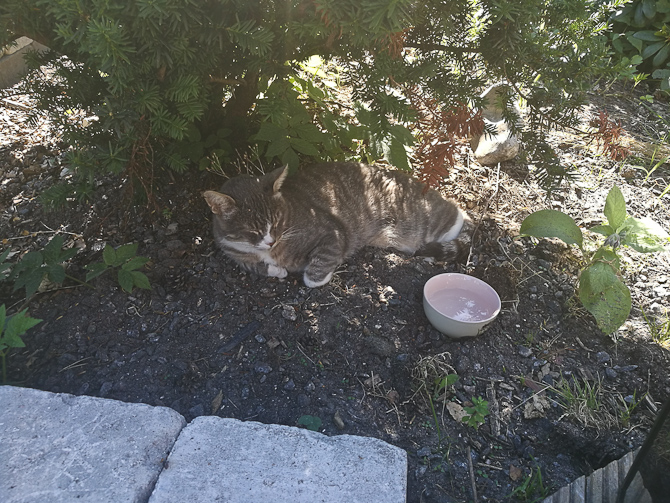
415, 213, 474, 263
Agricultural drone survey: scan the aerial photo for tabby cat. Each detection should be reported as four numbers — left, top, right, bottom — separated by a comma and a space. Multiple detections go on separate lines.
204, 162, 470, 287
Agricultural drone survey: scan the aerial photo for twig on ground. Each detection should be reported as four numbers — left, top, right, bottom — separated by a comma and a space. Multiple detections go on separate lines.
466, 444, 478, 503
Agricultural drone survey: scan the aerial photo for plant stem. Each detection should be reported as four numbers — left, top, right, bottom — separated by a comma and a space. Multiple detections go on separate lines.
65, 274, 95, 289
427, 393, 441, 445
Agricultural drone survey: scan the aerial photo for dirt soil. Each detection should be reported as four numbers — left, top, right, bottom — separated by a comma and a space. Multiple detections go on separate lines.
2, 84, 670, 503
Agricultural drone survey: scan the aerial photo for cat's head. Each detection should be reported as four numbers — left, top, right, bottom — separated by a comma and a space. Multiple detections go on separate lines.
203, 166, 288, 251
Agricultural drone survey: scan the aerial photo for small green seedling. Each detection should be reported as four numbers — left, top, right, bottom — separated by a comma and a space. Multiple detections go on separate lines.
85, 243, 151, 293
510, 462, 550, 502
433, 373, 460, 401
520, 185, 669, 334
0, 304, 41, 383
10, 235, 78, 299
462, 396, 489, 429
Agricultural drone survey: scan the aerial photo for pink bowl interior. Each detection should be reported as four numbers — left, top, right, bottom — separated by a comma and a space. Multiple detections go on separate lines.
424, 273, 501, 324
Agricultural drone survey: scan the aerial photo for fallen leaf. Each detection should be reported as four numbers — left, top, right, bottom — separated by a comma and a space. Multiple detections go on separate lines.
386, 389, 400, 404
447, 401, 466, 422
524, 378, 544, 393
509, 464, 523, 481
210, 389, 223, 414
523, 393, 551, 419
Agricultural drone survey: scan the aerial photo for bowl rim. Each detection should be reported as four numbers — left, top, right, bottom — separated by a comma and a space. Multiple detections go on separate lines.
423, 273, 501, 325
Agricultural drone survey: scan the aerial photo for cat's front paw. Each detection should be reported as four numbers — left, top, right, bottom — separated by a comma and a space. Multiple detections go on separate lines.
267, 265, 288, 278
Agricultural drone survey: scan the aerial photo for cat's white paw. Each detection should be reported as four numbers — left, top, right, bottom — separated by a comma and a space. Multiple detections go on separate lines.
303, 272, 333, 288
267, 265, 288, 278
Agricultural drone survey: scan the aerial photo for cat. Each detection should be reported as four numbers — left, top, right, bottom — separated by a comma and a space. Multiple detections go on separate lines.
203, 162, 471, 287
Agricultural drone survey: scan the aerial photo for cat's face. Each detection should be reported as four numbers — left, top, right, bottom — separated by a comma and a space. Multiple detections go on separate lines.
203, 167, 288, 253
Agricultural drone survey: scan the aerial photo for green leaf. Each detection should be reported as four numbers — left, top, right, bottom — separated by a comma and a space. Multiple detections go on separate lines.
280, 147, 300, 171
578, 262, 631, 334
288, 137, 319, 156
627, 33, 644, 52
42, 235, 64, 264
389, 124, 415, 146
118, 269, 134, 293
130, 271, 151, 290
633, 30, 663, 42
634, 4, 647, 27
122, 256, 149, 271
255, 122, 288, 142
604, 186, 627, 230
642, 41, 665, 59
294, 123, 326, 143
519, 209, 583, 248
85, 262, 109, 282
297, 414, 322, 431
384, 137, 411, 172
16, 251, 44, 273
621, 216, 670, 253
653, 68, 670, 90
589, 224, 614, 237
653, 44, 670, 68
3, 309, 41, 349
115, 243, 139, 263
593, 247, 620, 271
46, 264, 66, 284
103, 244, 117, 266
15, 268, 46, 299
265, 138, 291, 159
642, 0, 657, 18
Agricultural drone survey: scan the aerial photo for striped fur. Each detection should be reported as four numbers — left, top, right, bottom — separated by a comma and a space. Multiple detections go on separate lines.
204, 162, 470, 287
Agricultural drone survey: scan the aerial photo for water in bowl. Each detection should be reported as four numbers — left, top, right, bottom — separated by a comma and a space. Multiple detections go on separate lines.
428, 287, 496, 322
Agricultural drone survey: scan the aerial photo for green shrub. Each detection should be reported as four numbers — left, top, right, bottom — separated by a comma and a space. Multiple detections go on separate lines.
609, 0, 670, 89
1, 0, 628, 193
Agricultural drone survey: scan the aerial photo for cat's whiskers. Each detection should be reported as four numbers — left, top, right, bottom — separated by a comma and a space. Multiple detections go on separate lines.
275, 226, 300, 244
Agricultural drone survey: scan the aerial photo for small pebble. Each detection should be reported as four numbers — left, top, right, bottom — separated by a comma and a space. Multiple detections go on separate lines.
518, 345, 533, 358
254, 363, 272, 374
596, 351, 610, 364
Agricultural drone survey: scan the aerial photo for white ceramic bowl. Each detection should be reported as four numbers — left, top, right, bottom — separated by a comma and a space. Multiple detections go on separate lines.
423, 273, 501, 338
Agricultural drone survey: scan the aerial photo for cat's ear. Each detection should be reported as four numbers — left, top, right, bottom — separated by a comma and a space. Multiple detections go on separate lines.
203, 191, 236, 216
267, 165, 289, 195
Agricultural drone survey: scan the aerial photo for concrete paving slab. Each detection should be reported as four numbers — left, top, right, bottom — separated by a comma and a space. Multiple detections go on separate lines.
0, 386, 185, 503
149, 416, 407, 503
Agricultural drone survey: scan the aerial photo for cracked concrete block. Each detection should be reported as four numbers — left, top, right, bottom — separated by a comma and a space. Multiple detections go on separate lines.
149, 416, 407, 503
0, 386, 185, 503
